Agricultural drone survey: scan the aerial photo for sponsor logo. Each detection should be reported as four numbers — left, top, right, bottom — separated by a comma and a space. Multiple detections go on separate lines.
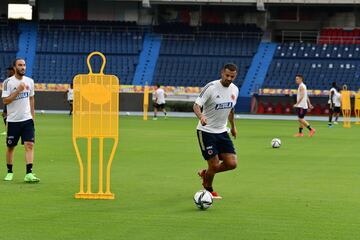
215, 102, 233, 110
216, 95, 220, 98
206, 146, 213, 150
15, 92, 29, 100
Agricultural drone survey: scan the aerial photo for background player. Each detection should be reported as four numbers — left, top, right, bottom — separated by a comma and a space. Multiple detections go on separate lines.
153, 84, 167, 120
293, 74, 316, 137
1, 66, 15, 135
328, 81, 341, 127
2, 58, 39, 182
64, 83, 73, 116
193, 63, 239, 199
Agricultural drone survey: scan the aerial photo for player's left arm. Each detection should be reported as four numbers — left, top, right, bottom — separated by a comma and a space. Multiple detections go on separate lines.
228, 108, 237, 138
307, 96, 313, 109
30, 96, 35, 120
30, 81, 35, 120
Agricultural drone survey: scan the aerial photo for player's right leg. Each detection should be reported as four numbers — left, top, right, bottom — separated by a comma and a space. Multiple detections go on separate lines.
328, 105, 334, 127
153, 104, 158, 120
4, 121, 21, 181
196, 130, 222, 199
69, 101, 73, 116
294, 121, 305, 137
4, 146, 15, 181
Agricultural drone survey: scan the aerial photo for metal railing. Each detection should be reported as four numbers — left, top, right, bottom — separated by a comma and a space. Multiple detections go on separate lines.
281, 30, 319, 43
317, 35, 360, 44
156, 31, 263, 40
38, 23, 150, 33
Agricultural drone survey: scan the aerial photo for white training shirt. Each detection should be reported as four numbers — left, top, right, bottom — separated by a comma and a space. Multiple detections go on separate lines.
155, 88, 165, 104
195, 80, 239, 134
297, 82, 308, 109
328, 87, 341, 107
67, 88, 73, 101
1, 75, 34, 122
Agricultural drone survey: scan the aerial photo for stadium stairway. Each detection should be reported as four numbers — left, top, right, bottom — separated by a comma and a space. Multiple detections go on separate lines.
132, 33, 162, 86
236, 42, 277, 112
17, 22, 38, 77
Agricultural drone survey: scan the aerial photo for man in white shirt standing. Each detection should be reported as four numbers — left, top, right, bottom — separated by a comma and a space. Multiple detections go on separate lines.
153, 84, 167, 120
2, 58, 39, 182
293, 74, 316, 137
65, 83, 73, 116
193, 63, 239, 199
328, 81, 341, 127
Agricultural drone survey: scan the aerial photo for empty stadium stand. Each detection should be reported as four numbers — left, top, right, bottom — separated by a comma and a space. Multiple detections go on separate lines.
0, 21, 18, 80
153, 23, 262, 87
263, 42, 360, 90
319, 28, 360, 44
32, 20, 143, 84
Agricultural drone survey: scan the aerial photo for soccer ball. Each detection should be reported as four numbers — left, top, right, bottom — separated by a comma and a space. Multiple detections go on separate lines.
193, 190, 213, 210
40, 110, 45, 114
271, 138, 281, 148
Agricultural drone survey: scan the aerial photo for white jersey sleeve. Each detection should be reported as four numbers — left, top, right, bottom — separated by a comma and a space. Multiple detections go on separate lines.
1, 78, 11, 98
195, 83, 214, 107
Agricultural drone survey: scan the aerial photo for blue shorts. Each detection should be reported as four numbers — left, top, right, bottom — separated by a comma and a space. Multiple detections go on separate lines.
196, 130, 236, 160
6, 119, 35, 147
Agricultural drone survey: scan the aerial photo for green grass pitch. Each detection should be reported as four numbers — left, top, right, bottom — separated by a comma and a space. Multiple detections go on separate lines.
1, 114, 360, 240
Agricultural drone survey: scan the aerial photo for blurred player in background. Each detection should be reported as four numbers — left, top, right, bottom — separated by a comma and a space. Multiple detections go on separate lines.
1, 66, 15, 135
193, 63, 239, 199
293, 74, 316, 137
153, 84, 167, 120
65, 83, 73, 116
2, 58, 39, 182
328, 82, 341, 127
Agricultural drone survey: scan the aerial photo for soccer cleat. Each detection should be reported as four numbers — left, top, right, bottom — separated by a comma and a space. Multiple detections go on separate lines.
24, 173, 40, 183
198, 169, 206, 187
210, 191, 222, 200
328, 124, 333, 128
309, 128, 316, 137
4, 173, 13, 181
294, 133, 304, 137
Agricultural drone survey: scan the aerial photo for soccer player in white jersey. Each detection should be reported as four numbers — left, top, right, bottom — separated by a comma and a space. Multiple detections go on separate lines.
2, 58, 39, 182
293, 74, 316, 137
153, 84, 167, 120
193, 63, 239, 199
65, 83, 73, 116
1, 66, 15, 135
328, 81, 341, 127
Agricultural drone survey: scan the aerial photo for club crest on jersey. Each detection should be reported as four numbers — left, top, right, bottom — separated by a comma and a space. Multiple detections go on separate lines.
26, 85, 29, 90
215, 102, 233, 110
231, 94, 236, 101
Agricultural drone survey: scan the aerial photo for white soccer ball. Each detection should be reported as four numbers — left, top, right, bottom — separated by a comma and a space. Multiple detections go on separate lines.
40, 110, 45, 114
193, 190, 213, 210
271, 138, 281, 148
126, 112, 130, 116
